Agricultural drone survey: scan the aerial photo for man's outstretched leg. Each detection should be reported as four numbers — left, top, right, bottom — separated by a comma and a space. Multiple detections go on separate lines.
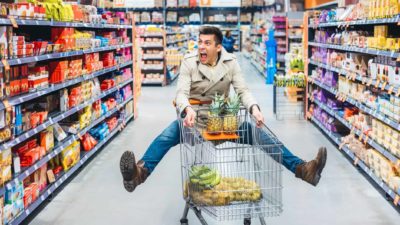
238, 122, 327, 186
120, 120, 180, 192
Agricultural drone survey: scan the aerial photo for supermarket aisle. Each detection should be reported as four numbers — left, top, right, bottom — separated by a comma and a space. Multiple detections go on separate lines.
28, 55, 399, 225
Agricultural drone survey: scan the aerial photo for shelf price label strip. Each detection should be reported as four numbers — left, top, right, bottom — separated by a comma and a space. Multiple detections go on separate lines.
0, 78, 133, 151
1, 44, 132, 68
8, 114, 133, 225
310, 116, 400, 205
308, 59, 400, 96
308, 42, 400, 58
312, 98, 400, 164
7, 61, 132, 106
308, 78, 400, 132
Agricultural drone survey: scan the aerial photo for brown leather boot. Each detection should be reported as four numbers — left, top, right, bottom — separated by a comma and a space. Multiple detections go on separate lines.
295, 147, 327, 186
120, 151, 149, 192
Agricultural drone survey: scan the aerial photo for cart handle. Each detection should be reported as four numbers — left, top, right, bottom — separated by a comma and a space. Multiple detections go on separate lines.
172, 99, 212, 107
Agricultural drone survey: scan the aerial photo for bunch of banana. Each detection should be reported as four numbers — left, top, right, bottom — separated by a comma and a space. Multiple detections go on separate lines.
189, 166, 221, 190
189, 176, 263, 206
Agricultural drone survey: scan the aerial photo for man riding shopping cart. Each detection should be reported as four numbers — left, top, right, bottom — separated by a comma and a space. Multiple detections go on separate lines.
120, 26, 327, 193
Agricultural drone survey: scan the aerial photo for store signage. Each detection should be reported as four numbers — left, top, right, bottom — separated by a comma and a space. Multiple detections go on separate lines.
124, 0, 155, 7
200, 0, 240, 7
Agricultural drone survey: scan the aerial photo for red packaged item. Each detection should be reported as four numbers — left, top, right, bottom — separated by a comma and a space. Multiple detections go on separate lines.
82, 133, 98, 152
49, 61, 69, 84
19, 146, 44, 167
23, 186, 33, 208
100, 79, 115, 91
106, 116, 118, 131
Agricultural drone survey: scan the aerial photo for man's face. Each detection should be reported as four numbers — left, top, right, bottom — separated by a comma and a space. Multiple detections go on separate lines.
198, 34, 222, 65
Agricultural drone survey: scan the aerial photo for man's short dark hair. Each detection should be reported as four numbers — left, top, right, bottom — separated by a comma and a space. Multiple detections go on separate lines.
199, 26, 223, 45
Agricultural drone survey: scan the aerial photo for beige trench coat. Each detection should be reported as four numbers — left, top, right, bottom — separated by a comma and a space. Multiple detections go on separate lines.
175, 48, 258, 117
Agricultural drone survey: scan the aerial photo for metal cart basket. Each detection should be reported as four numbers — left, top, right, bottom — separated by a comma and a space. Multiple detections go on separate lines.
178, 107, 283, 225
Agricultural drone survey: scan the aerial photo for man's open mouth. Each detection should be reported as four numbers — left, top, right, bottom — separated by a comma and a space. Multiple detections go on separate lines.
200, 52, 207, 61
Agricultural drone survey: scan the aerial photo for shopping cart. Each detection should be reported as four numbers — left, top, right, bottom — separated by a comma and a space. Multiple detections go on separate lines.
178, 104, 283, 225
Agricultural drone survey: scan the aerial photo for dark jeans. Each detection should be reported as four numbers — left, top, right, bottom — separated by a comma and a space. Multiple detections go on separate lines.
141, 120, 304, 174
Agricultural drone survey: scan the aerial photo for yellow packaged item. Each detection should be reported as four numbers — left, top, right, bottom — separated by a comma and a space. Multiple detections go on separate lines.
61, 141, 80, 171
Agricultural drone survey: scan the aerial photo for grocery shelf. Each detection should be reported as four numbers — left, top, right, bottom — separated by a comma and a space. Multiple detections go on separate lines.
0, 78, 133, 151
166, 31, 186, 35
310, 97, 400, 164
142, 55, 164, 60
308, 42, 400, 58
203, 22, 239, 25
165, 21, 201, 26
141, 44, 164, 48
310, 16, 400, 28
0, 43, 133, 68
8, 113, 133, 225
288, 35, 303, 39
167, 39, 188, 45
308, 78, 400, 132
7, 61, 133, 106
0, 95, 133, 199
310, 116, 400, 206
0, 18, 132, 29
142, 80, 164, 85
250, 59, 265, 77
308, 59, 400, 96
141, 34, 164, 38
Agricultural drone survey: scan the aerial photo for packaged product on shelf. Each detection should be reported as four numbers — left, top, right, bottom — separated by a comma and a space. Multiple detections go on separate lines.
79, 106, 92, 129
1, 148, 11, 167
3, 203, 12, 225
92, 100, 102, 119
0, 196, 3, 225
40, 126, 54, 153
106, 116, 118, 131
49, 60, 69, 84
53, 122, 67, 142
101, 79, 115, 91
179, 0, 189, 7
5, 181, 24, 205
81, 133, 97, 152
89, 122, 110, 141
28, 65, 49, 91
60, 140, 80, 171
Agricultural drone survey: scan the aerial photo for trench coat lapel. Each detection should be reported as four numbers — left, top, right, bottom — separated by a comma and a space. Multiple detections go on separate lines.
198, 63, 213, 81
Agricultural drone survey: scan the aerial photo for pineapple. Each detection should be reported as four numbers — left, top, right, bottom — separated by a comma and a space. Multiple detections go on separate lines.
223, 93, 240, 134
207, 93, 224, 134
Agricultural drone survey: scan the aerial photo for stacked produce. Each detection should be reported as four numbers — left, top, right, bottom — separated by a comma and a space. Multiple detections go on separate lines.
206, 93, 242, 135
184, 166, 262, 206
274, 74, 305, 88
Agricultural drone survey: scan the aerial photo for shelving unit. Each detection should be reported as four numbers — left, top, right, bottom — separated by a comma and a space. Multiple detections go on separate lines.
305, 9, 400, 209
0, 8, 136, 224
138, 28, 167, 86
273, 15, 287, 75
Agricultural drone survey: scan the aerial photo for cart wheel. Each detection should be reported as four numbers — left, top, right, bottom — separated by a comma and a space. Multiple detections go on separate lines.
180, 218, 188, 225
244, 218, 251, 225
